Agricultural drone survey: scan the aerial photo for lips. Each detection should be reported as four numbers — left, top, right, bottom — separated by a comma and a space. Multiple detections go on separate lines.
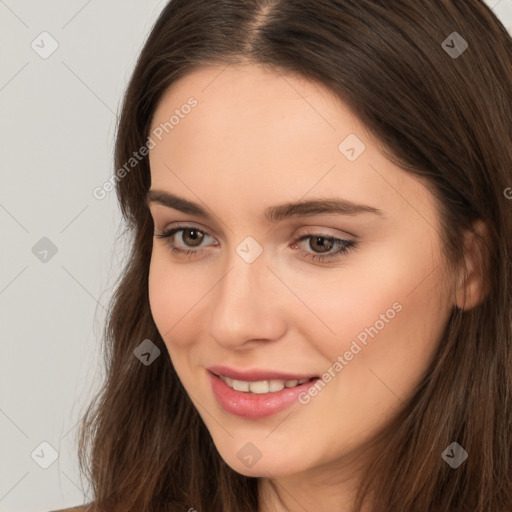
207, 365, 318, 382
207, 365, 320, 418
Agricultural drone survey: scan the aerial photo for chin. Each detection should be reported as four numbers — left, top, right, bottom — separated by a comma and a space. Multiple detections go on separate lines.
218, 446, 308, 478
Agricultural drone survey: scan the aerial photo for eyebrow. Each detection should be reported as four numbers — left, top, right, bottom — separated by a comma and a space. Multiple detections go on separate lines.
146, 190, 384, 222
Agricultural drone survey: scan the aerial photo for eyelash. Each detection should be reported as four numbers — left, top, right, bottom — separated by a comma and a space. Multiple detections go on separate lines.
154, 225, 357, 263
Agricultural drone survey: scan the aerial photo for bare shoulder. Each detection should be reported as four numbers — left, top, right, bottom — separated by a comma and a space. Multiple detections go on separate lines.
49, 504, 96, 512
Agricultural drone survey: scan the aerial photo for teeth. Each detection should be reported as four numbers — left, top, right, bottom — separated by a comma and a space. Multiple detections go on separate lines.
249, 381, 269, 394
269, 379, 285, 392
232, 379, 249, 392
219, 375, 312, 394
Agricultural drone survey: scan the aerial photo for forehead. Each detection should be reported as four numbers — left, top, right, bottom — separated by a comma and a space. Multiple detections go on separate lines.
147, 63, 434, 226
149, 63, 358, 162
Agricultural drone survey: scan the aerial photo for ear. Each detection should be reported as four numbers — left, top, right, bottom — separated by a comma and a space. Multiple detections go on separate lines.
454, 219, 491, 310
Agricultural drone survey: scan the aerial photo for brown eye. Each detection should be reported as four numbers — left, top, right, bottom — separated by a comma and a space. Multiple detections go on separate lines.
155, 225, 218, 257
308, 236, 335, 253
293, 233, 356, 262
180, 228, 205, 247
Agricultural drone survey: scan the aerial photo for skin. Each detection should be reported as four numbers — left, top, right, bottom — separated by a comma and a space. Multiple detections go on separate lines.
146, 62, 484, 512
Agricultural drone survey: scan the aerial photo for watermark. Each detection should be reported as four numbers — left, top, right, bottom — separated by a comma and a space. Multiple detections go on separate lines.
32, 236, 58, 263
298, 301, 403, 405
92, 96, 198, 200
441, 442, 468, 469
31, 441, 59, 469
338, 133, 366, 161
504, 187, 512, 200
237, 441, 263, 468
31, 31, 59, 59
236, 236, 263, 263
441, 32, 468, 59
134, 338, 161, 366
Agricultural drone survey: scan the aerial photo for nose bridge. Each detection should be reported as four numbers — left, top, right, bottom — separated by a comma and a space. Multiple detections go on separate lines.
206, 245, 286, 347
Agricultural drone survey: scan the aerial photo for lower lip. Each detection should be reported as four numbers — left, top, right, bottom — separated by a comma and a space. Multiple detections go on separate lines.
208, 371, 319, 419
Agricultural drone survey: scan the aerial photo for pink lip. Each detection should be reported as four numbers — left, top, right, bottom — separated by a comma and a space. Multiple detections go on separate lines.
207, 365, 317, 382
208, 370, 320, 419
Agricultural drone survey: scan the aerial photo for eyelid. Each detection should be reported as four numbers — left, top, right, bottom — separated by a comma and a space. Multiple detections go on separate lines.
155, 223, 218, 249
157, 221, 214, 234
294, 225, 357, 241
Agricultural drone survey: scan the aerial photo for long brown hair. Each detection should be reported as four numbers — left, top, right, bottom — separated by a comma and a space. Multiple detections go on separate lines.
77, 1, 512, 510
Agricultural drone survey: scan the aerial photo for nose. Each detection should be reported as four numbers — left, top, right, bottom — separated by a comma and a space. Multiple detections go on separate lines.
206, 250, 288, 350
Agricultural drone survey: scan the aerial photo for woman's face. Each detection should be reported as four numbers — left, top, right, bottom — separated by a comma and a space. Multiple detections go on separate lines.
147, 63, 455, 480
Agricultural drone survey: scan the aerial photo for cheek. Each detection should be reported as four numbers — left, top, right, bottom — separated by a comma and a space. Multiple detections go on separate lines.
148, 250, 215, 350
280, 237, 444, 332
148, 254, 187, 345
279, 237, 451, 388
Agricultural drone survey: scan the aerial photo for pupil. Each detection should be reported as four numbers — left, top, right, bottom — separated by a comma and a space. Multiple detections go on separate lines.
185, 229, 203, 246
312, 236, 332, 253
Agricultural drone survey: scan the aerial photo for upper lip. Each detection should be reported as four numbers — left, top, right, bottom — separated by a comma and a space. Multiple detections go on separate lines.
207, 365, 318, 382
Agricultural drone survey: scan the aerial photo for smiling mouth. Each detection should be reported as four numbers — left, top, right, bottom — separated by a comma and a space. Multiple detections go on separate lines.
214, 373, 318, 394
208, 370, 321, 418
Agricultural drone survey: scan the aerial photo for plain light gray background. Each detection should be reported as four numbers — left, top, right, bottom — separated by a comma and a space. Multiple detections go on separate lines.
1, 1, 511, 511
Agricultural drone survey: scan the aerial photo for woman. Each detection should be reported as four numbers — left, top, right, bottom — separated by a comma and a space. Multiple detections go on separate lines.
55, 0, 512, 511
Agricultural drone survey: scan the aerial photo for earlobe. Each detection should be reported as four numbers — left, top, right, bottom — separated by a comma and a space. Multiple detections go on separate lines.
454, 219, 491, 311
